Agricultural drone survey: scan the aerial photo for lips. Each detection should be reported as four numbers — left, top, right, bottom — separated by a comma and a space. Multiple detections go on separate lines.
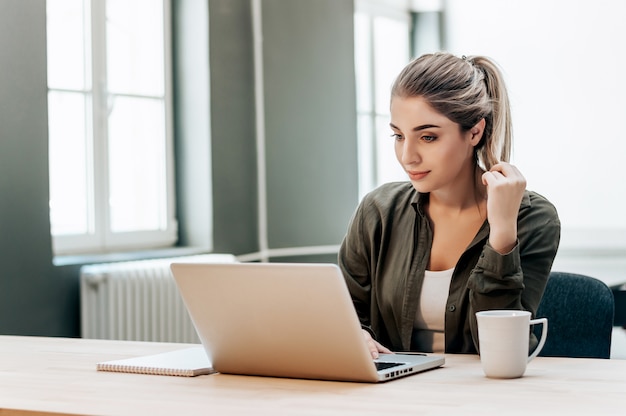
407, 170, 430, 181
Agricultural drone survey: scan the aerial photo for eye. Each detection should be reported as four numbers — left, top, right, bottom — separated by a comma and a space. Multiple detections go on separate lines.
390, 133, 403, 141
421, 135, 437, 143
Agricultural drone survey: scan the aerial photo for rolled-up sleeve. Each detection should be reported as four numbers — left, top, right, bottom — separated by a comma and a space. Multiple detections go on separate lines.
467, 193, 561, 352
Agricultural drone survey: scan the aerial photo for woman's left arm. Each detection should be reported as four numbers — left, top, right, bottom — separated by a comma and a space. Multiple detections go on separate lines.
482, 162, 527, 254
468, 163, 561, 351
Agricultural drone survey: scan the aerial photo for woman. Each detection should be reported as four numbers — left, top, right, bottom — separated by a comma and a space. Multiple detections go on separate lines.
338, 52, 560, 357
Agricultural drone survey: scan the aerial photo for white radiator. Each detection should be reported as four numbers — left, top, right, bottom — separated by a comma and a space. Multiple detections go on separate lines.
80, 253, 236, 343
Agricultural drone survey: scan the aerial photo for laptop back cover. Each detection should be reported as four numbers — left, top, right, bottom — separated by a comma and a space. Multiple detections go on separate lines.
171, 262, 381, 382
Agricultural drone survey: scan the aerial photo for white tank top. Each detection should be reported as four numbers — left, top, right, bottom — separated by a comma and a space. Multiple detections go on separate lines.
413, 268, 454, 353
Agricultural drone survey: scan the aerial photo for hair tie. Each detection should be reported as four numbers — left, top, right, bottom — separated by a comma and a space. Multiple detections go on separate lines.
461, 55, 474, 66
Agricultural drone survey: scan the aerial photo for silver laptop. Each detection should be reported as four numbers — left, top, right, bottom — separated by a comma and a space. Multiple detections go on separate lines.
170, 262, 444, 383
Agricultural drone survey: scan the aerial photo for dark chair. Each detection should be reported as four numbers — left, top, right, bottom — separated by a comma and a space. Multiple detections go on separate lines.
534, 271, 614, 359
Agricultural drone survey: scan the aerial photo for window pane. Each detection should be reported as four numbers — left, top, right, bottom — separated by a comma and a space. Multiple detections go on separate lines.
106, 0, 165, 96
373, 16, 410, 114
412, 11, 442, 56
46, 0, 89, 90
357, 114, 375, 198
108, 96, 166, 233
375, 115, 406, 185
354, 13, 373, 113
48, 91, 91, 235
355, 9, 411, 196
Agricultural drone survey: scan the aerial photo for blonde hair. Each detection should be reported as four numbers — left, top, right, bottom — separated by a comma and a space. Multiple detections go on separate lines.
391, 52, 512, 170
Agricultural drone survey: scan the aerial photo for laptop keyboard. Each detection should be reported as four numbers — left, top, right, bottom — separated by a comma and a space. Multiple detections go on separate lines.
375, 361, 403, 371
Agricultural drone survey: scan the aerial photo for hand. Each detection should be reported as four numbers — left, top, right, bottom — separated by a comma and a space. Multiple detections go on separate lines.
362, 329, 393, 359
481, 162, 526, 254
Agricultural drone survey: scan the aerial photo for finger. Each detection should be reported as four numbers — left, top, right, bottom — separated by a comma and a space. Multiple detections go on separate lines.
362, 330, 380, 359
368, 341, 380, 359
375, 342, 393, 354
482, 170, 502, 186
490, 162, 522, 178
488, 165, 526, 190
481, 171, 489, 186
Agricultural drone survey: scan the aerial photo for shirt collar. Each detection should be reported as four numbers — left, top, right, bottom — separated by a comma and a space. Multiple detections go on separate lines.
411, 190, 531, 215
411, 192, 428, 217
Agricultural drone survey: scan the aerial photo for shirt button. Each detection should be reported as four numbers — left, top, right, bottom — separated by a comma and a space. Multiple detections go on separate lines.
448, 304, 456, 312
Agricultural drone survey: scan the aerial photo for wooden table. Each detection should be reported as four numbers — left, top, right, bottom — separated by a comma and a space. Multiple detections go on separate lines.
0, 336, 624, 415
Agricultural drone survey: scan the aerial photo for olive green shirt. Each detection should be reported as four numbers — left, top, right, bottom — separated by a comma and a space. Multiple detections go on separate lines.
338, 182, 561, 354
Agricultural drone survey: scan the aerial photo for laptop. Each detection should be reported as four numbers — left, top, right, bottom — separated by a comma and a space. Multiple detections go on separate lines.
170, 262, 445, 383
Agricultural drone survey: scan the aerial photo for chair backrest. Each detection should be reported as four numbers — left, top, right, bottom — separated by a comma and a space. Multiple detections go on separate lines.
534, 271, 614, 359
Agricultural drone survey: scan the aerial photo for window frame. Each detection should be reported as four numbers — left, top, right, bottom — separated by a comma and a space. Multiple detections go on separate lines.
47, 0, 178, 255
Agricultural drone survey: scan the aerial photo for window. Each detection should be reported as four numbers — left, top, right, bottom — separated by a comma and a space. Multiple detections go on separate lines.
354, 0, 443, 199
46, 0, 177, 254
354, 1, 410, 199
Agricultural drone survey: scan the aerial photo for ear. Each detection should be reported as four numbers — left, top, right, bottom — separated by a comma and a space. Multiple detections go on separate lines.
469, 118, 486, 147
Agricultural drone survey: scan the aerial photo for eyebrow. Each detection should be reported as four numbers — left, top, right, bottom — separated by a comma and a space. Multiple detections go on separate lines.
389, 123, 441, 131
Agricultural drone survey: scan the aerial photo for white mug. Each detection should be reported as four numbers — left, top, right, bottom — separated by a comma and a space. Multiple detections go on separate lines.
475, 310, 548, 379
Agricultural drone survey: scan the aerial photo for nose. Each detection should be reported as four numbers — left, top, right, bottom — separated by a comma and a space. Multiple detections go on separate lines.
397, 137, 421, 167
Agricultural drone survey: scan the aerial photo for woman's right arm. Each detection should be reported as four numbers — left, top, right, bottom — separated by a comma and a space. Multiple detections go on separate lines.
339, 195, 393, 358
338, 202, 373, 328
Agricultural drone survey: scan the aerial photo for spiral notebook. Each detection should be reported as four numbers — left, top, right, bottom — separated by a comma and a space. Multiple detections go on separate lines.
97, 346, 215, 377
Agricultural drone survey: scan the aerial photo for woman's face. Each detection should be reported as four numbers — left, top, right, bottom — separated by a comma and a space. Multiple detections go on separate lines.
390, 96, 479, 193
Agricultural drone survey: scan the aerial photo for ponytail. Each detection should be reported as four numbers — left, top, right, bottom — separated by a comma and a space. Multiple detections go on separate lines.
469, 56, 512, 169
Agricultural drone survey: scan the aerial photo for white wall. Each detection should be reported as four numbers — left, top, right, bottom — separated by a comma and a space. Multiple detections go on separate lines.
443, 0, 626, 282
444, 0, 626, 254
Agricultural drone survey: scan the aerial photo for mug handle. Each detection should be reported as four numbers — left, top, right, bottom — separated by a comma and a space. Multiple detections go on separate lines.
528, 317, 548, 362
